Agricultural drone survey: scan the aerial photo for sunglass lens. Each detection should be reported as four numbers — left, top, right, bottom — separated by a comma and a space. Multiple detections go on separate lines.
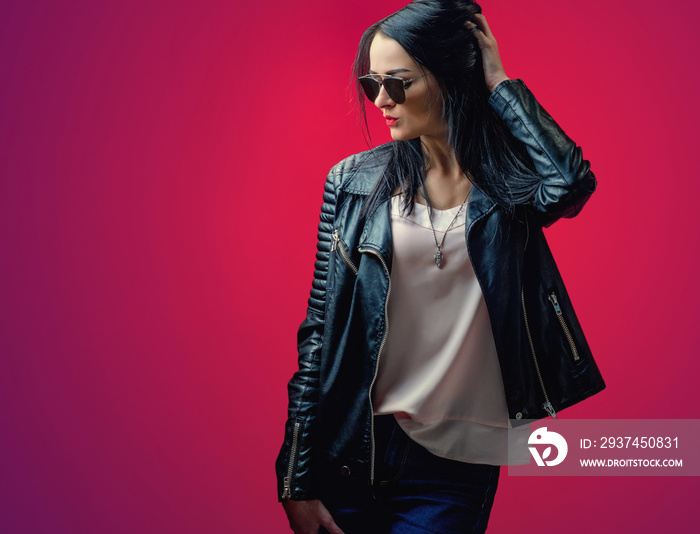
360, 78, 380, 102
383, 78, 406, 104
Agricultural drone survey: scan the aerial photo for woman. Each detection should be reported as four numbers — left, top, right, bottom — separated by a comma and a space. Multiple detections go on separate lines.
277, 1, 605, 532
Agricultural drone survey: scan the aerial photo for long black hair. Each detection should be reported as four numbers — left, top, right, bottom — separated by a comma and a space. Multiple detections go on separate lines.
353, 0, 540, 216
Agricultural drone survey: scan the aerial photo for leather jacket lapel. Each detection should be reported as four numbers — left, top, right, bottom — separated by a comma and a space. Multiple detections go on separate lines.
466, 186, 496, 236
358, 197, 393, 272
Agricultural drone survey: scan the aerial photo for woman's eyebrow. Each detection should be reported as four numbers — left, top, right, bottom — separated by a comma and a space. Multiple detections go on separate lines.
368, 68, 412, 75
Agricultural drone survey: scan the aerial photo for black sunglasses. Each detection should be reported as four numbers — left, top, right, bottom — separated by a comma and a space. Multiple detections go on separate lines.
358, 74, 427, 104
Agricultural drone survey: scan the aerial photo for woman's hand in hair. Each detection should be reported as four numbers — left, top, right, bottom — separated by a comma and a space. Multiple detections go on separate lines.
282, 499, 345, 534
467, 14, 510, 93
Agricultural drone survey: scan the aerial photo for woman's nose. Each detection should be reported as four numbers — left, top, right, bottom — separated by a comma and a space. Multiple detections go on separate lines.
373, 84, 395, 109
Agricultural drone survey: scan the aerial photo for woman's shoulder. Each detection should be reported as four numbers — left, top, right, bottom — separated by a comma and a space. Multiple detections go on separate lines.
328, 142, 394, 194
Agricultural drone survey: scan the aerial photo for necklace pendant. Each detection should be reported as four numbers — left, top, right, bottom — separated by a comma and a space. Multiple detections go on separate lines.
434, 249, 443, 268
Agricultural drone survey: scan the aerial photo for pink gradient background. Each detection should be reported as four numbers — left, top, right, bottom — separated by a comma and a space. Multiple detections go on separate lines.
1, 0, 698, 532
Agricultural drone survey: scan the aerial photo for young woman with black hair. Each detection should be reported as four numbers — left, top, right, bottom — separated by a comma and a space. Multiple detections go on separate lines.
277, 1, 605, 532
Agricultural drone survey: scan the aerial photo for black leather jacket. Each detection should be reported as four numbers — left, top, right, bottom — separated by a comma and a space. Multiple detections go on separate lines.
276, 79, 605, 501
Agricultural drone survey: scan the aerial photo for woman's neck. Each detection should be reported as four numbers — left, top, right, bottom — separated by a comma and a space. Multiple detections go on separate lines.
420, 134, 471, 210
421, 134, 456, 172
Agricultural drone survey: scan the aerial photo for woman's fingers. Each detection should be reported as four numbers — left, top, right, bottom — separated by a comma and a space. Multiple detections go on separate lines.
465, 14, 494, 50
321, 517, 345, 534
465, 13, 510, 93
282, 499, 345, 534
466, 21, 483, 43
472, 13, 494, 40
318, 502, 345, 534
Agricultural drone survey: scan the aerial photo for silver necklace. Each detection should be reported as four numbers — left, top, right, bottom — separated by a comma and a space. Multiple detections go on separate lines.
425, 190, 470, 269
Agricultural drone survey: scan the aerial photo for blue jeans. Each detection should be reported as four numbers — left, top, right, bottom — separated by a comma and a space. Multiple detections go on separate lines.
320, 415, 500, 534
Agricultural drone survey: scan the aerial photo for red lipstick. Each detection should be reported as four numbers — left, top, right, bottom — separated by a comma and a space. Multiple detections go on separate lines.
384, 115, 398, 127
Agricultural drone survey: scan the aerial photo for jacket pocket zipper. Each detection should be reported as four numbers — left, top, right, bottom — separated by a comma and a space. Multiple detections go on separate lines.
331, 229, 359, 276
520, 214, 557, 419
521, 288, 557, 419
548, 292, 580, 361
282, 419, 302, 500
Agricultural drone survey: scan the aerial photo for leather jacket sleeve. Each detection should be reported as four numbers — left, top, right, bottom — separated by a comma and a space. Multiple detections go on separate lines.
275, 164, 339, 501
489, 79, 597, 227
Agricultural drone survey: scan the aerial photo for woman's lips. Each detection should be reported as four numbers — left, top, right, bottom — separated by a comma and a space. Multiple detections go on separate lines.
384, 116, 398, 127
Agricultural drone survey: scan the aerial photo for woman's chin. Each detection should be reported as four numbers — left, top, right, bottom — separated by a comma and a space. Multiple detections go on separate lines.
389, 129, 418, 142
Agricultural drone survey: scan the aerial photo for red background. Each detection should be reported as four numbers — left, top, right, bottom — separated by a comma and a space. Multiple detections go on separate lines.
1, 1, 699, 532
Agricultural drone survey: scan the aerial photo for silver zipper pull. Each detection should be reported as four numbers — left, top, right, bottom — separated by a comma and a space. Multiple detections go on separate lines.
548, 293, 563, 315
331, 229, 339, 252
282, 477, 291, 500
543, 401, 558, 419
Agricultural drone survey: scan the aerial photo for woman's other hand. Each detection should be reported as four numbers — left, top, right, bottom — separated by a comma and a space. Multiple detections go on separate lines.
467, 14, 510, 93
282, 499, 345, 534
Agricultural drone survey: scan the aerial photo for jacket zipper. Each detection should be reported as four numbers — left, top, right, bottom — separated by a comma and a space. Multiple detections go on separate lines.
548, 292, 580, 361
521, 214, 557, 419
521, 288, 557, 419
281, 419, 302, 500
358, 246, 391, 485
332, 229, 359, 275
